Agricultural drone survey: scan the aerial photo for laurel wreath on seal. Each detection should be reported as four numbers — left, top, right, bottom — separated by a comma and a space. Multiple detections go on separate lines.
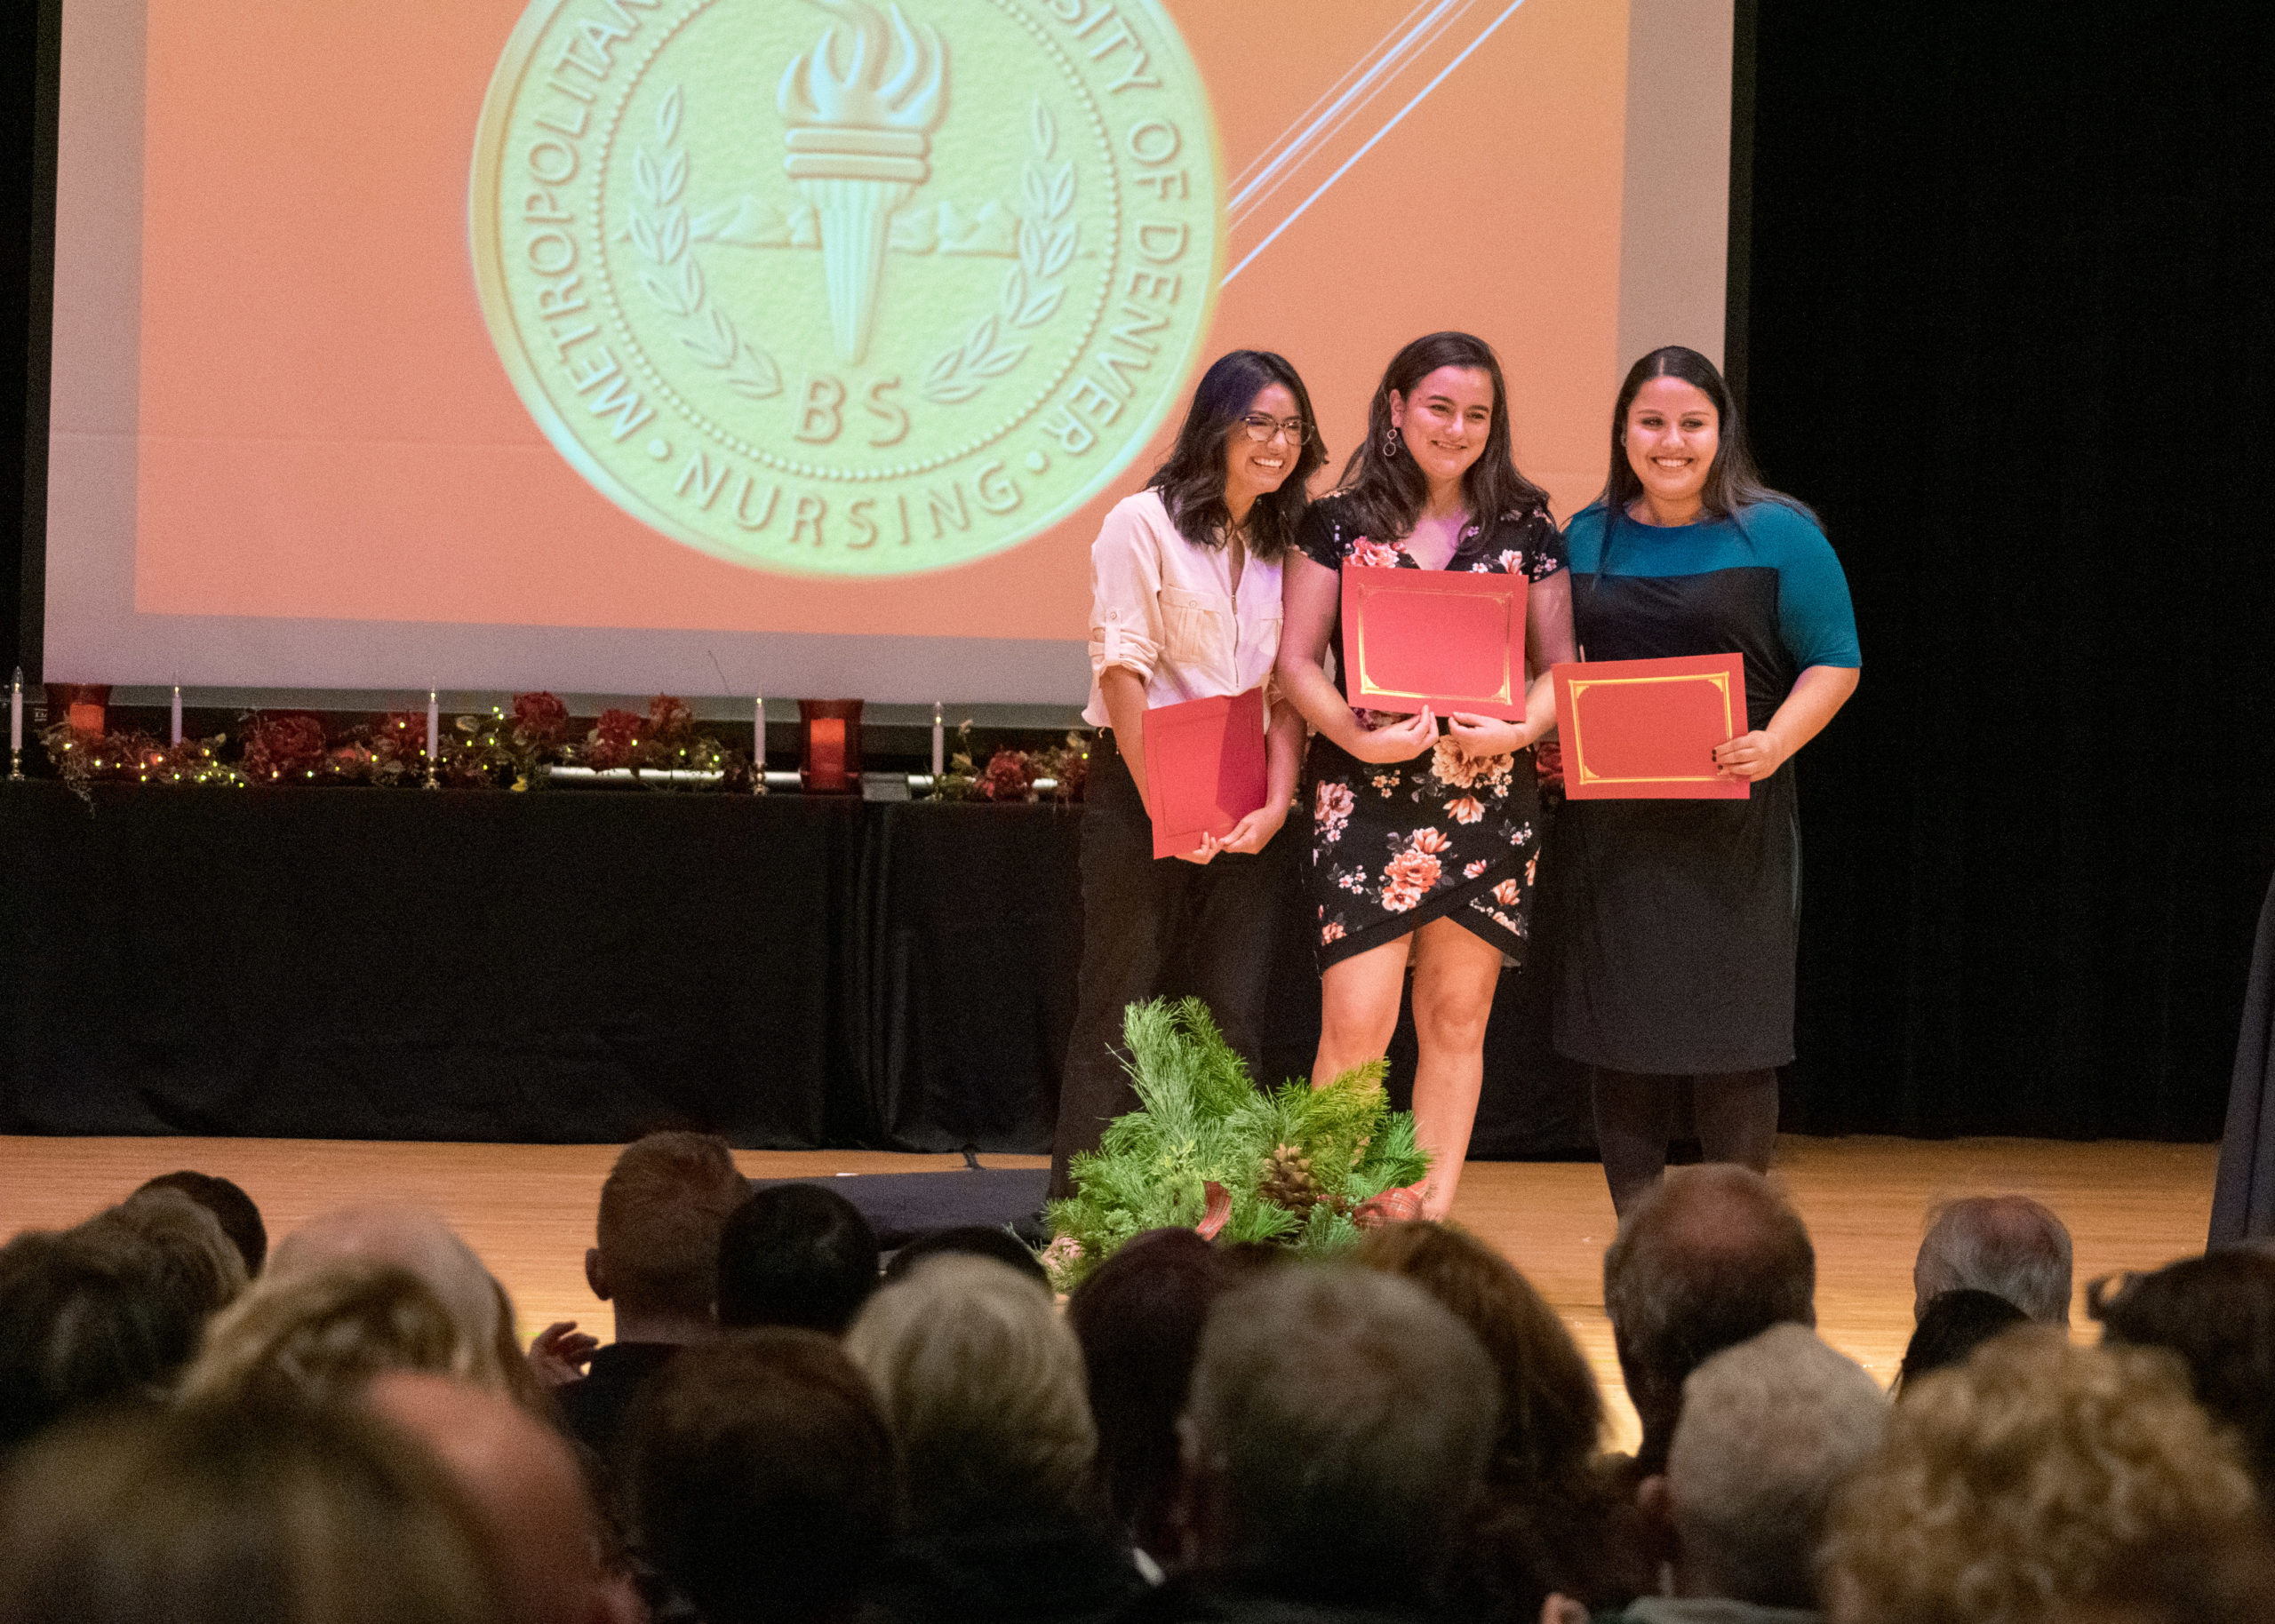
922, 100, 1076, 407
629, 88, 783, 401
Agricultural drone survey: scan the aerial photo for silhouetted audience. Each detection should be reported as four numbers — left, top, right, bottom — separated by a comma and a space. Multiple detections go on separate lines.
622, 1333, 899, 1624
1822, 1331, 2262, 1623
368, 1372, 641, 1624
2089, 1247, 2275, 1500
884, 1223, 1054, 1290
1912, 1194, 2072, 1324
1893, 1287, 2027, 1397
1609, 1325, 1885, 1623
1357, 1221, 1651, 1617
1066, 1227, 1243, 1562
132, 1171, 267, 1276
715, 1183, 879, 1334
1604, 1164, 1816, 1477
554, 1133, 748, 1461
181, 1259, 499, 1405
0, 1398, 507, 1624
1133, 1263, 1499, 1623
846, 1254, 1144, 1624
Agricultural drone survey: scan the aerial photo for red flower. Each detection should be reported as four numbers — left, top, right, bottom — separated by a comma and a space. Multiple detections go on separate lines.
513, 691, 570, 745
242, 712, 328, 781
375, 712, 427, 760
1352, 537, 1403, 569
1381, 847, 1441, 910
646, 694, 695, 740
586, 708, 646, 770
1409, 827, 1454, 856
974, 747, 1037, 802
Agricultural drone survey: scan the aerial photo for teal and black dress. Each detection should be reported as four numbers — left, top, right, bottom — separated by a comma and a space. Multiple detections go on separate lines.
1549, 501, 1860, 1072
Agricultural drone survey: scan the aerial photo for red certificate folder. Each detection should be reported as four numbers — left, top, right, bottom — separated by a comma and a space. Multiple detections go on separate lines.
1144, 688, 1268, 859
1553, 654, 1751, 800
1340, 564, 1528, 720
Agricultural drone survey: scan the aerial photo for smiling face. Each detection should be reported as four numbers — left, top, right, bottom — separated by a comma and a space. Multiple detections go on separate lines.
1623, 375, 1721, 520
1223, 381, 1305, 514
1389, 365, 1496, 494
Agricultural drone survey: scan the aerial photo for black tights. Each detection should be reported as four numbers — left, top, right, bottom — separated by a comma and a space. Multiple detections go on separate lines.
1590, 1066, 1781, 1216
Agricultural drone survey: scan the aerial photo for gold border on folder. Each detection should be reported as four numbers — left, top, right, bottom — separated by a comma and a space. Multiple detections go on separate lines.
1566, 671, 1736, 786
1351, 576, 1519, 708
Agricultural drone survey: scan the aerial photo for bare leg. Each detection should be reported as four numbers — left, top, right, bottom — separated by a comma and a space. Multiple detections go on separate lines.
1313, 932, 1412, 1089
1406, 916, 1505, 1220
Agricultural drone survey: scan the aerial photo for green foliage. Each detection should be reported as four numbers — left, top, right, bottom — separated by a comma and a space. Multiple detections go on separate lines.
1043, 997, 1430, 1289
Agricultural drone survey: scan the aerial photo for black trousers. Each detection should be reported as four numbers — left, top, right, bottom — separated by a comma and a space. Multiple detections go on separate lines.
1050, 742, 1296, 1198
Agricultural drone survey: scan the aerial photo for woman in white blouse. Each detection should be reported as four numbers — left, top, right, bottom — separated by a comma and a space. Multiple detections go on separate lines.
1050, 350, 1326, 1198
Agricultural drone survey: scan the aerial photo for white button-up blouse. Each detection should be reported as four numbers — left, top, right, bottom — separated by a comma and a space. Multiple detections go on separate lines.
1082, 489, 1284, 728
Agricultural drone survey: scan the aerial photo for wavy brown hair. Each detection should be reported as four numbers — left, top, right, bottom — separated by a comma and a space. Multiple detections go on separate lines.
1333, 331, 1550, 543
1149, 349, 1324, 561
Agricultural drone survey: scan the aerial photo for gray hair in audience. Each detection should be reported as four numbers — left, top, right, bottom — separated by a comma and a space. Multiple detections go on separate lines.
1666, 1324, 1888, 1609
267, 1205, 503, 1349
1182, 1265, 1499, 1598
1913, 1194, 2071, 1325
180, 1260, 506, 1405
844, 1254, 1097, 1529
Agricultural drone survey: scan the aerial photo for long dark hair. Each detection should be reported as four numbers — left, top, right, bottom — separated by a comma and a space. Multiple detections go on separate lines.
1593, 346, 1815, 524
1333, 331, 1550, 542
1148, 350, 1325, 561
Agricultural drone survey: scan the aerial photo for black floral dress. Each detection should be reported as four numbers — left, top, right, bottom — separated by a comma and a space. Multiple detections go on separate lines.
1298, 494, 1568, 969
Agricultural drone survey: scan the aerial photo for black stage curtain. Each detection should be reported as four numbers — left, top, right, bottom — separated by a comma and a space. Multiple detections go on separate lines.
1747, 2, 2275, 1140
0, 784, 1600, 1153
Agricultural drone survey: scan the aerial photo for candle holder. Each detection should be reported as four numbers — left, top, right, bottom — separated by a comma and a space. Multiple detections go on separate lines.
797, 699, 865, 793
7, 748, 19, 782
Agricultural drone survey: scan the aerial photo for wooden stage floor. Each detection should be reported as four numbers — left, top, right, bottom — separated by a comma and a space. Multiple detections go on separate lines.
0, 1134, 2218, 1452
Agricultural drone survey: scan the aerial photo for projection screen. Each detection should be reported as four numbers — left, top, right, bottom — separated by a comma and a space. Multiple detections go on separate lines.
40, 0, 1735, 705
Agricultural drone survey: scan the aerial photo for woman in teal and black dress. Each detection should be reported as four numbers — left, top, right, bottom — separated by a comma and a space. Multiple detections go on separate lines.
1550, 346, 1861, 1214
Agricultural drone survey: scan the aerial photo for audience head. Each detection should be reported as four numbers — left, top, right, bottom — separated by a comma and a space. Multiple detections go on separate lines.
268, 1204, 504, 1350
588, 1133, 747, 1332
1914, 1195, 2073, 1325
0, 1398, 504, 1624
622, 1333, 898, 1624
1602, 1164, 1816, 1473
845, 1254, 1095, 1532
88, 1188, 250, 1314
2062, 1519, 2275, 1624
132, 1170, 267, 1276
1356, 1221, 1600, 1491
1822, 1330, 2260, 1624
2089, 1247, 2275, 1497
1660, 1324, 1887, 1610
1896, 1287, 2029, 1398
715, 1183, 879, 1334
882, 1224, 1051, 1291
1179, 1264, 1499, 1606
181, 1259, 504, 1405
0, 1220, 230, 1451
1066, 1227, 1243, 1553
366, 1373, 635, 1624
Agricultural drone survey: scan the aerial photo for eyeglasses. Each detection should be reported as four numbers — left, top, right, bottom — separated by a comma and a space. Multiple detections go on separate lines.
1238, 414, 1311, 446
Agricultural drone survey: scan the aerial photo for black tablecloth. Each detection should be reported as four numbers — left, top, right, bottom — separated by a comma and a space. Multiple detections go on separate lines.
0, 782, 1591, 1154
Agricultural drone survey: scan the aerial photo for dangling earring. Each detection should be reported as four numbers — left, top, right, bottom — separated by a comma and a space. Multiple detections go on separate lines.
1381, 425, 1402, 459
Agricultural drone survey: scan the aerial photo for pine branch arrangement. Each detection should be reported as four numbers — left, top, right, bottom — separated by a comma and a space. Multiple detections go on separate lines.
1042, 997, 1430, 1290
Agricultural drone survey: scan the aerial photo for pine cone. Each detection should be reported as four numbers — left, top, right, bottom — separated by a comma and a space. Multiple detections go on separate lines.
1257, 1143, 1321, 1216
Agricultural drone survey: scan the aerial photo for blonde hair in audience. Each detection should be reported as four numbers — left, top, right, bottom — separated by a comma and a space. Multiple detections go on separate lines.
0, 1399, 505, 1624
1820, 1328, 2259, 1624
180, 1259, 506, 1405
844, 1254, 1098, 1527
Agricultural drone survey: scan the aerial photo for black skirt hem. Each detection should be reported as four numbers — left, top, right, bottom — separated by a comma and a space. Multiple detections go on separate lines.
1315, 868, 1529, 971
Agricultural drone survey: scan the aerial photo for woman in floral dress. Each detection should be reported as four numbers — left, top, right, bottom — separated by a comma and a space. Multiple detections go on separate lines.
1277, 332, 1575, 1220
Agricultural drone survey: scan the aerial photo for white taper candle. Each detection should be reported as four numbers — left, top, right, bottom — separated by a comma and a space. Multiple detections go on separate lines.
427, 690, 439, 761
170, 685, 183, 746
754, 697, 765, 769
931, 702, 945, 778
9, 669, 20, 755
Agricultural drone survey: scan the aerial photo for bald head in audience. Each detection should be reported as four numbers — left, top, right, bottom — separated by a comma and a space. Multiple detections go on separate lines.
1603, 1164, 1816, 1477
1913, 1195, 2071, 1325
269, 1205, 503, 1349
368, 1373, 638, 1624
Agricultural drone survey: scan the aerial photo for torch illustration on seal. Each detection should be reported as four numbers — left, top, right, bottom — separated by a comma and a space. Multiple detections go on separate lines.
779, 0, 948, 366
